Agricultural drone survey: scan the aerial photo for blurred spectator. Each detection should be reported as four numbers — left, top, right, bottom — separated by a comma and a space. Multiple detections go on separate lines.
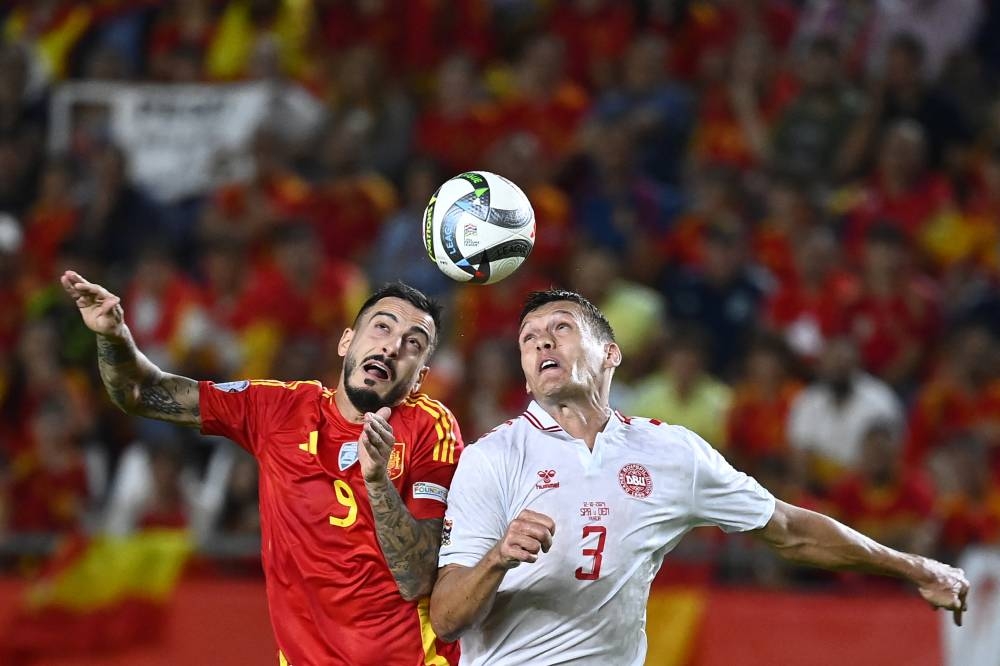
231, 221, 368, 377
764, 225, 858, 364
929, 436, 1000, 562
0, 44, 47, 217
846, 33, 971, 174
496, 35, 588, 164
547, 0, 634, 91
201, 126, 312, 258
204, 0, 314, 82
2, 0, 94, 81
485, 132, 573, 276
691, 31, 796, 173
0, 214, 27, 356
326, 45, 414, 179
905, 323, 1000, 476
625, 326, 732, 447
844, 121, 955, 259
414, 55, 500, 176
216, 448, 259, 534
22, 157, 79, 283
593, 32, 694, 185
793, 0, 875, 77
455, 338, 526, 441
147, 0, 216, 82
123, 243, 205, 370
788, 337, 904, 491
366, 159, 452, 299
751, 174, 816, 285
769, 35, 862, 185
660, 166, 743, 273
866, 0, 983, 81
309, 118, 397, 263
663, 221, 770, 378
845, 222, 939, 390
72, 143, 163, 280
566, 245, 666, 382
726, 333, 802, 479
5, 400, 90, 533
571, 120, 683, 257
830, 422, 937, 555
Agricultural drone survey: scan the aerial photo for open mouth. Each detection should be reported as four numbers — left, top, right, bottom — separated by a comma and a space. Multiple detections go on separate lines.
538, 358, 560, 374
362, 359, 393, 381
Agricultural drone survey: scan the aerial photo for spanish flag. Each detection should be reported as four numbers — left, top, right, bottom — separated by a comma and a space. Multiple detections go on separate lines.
1, 529, 192, 661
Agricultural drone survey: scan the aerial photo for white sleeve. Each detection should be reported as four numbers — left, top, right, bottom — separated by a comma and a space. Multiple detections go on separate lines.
686, 429, 775, 533
438, 442, 509, 568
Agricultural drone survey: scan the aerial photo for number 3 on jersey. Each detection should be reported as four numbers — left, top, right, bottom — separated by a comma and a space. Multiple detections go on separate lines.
575, 525, 607, 580
329, 479, 358, 527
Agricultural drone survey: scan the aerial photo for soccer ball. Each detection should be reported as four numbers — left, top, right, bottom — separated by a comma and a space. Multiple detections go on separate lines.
423, 171, 535, 284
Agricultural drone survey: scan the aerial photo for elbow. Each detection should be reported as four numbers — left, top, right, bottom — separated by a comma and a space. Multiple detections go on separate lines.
398, 582, 431, 603
429, 607, 462, 644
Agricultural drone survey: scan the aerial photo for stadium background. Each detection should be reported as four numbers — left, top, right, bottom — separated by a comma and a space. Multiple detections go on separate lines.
0, 0, 998, 664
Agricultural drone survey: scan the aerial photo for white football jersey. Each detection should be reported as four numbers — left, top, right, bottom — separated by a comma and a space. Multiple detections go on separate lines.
438, 401, 775, 665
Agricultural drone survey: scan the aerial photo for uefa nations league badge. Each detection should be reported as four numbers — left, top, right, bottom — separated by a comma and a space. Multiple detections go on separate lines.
338, 442, 359, 471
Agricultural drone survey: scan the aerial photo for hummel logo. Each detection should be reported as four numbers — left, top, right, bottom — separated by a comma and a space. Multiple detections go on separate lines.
535, 469, 560, 490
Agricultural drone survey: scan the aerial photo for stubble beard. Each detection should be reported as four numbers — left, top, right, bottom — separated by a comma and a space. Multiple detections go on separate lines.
343, 353, 410, 413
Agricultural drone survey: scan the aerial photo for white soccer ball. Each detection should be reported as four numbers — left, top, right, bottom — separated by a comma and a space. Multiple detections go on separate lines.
422, 171, 535, 284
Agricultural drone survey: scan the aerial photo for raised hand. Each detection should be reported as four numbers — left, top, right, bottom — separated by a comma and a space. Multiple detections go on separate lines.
495, 509, 556, 569
917, 559, 970, 626
60, 270, 126, 338
359, 406, 395, 483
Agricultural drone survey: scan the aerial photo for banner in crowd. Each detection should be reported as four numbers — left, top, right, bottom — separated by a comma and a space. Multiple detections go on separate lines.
49, 81, 324, 202
943, 546, 1000, 666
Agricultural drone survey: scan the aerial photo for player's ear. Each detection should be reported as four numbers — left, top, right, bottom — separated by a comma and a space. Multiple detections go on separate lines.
337, 328, 353, 357
410, 365, 429, 395
525, 380, 531, 395
604, 343, 622, 369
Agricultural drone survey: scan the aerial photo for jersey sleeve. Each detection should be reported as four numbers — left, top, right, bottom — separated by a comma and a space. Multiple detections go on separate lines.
438, 442, 508, 568
199, 379, 321, 457
685, 428, 776, 533
402, 402, 466, 521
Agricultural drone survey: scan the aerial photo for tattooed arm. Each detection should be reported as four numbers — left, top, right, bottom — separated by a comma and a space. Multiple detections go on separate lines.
62, 270, 201, 428
360, 409, 442, 600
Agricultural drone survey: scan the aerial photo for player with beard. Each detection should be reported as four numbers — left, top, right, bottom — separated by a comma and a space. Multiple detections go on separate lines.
61, 270, 463, 666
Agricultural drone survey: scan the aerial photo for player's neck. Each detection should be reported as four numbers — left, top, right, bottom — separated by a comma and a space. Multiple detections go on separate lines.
538, 398, 611, 450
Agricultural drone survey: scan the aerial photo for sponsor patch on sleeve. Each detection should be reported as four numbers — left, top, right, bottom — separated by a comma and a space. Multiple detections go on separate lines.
412, 481, 449, 504
212, 380, 250, 393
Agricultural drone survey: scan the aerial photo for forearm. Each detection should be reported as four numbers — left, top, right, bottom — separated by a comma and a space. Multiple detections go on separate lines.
430, 550, 509, 642
759, 501, 930, 581
365, 479, 441, 600
96, 327, 200, 427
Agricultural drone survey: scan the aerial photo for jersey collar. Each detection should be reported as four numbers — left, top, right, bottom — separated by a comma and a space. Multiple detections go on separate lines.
522, 401, 628, 440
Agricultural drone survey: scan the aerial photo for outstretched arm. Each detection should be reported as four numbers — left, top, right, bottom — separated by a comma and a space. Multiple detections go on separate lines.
755, 500, 970, 625
61, 270, 201, 428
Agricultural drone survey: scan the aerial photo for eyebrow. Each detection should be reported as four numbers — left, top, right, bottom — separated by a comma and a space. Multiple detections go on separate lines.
372, 311, 432, 344
518, 309, 577, 333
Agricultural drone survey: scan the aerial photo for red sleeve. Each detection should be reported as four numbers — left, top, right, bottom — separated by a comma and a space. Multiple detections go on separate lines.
401, 399, 465, 521
199, 380, 322, 457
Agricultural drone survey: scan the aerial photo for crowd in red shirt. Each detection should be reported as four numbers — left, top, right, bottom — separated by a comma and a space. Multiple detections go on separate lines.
1, 0, 999, 581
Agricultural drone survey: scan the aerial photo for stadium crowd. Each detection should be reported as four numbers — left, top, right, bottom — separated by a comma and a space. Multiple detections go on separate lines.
0, 0, 999, 585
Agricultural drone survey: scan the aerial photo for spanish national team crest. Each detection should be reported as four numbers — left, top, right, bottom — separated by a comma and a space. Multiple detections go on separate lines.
618, 463, 653, 498
387, 443, 406, 480
338, 442, 359, 471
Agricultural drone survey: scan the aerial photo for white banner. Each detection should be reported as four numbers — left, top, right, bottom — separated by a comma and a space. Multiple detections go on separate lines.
943, 547, 1000, 666
50, 82, 323, 202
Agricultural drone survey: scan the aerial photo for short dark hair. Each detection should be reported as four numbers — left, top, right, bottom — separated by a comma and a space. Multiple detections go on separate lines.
519, 289, 616, 343
354, 282, 443, 353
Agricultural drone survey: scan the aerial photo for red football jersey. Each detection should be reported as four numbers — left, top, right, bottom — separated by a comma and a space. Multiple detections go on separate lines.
199, 379, 463, 666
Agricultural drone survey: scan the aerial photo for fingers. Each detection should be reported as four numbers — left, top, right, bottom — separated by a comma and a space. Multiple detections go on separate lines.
515, 509, 556, 537
363, 411, 394, 448
375, 406, 392, 420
